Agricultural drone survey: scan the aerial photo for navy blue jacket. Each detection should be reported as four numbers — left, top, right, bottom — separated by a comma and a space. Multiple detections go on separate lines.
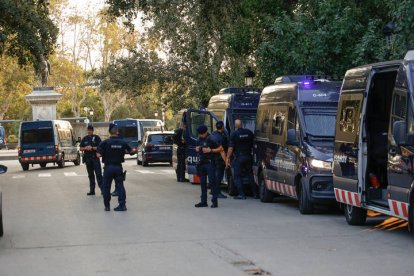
97, 136, 132, 165
80, 135, 102, 161
228, 128, 254, 156
196, 134, 220, 163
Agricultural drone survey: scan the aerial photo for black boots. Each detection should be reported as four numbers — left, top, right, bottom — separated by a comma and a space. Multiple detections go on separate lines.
87, 190, 95, 196
195, 202, 208, 208
114, 205, 127, 211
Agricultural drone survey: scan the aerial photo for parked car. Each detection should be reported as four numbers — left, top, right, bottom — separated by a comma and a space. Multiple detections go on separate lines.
137, 131, 174, 166
18, 120, 81, 171
333, 50, 414, 231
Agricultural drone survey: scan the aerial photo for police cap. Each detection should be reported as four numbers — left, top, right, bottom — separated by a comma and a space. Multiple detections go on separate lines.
197, 125, 208, 134
87, 125, 94, 131
216, 121, 224, 129
109, 123, 118, 132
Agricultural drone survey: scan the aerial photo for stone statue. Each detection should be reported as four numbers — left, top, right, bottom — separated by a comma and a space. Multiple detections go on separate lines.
38, 57, 51, 87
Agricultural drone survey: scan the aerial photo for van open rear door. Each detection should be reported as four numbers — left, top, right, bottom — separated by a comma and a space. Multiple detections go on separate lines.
184, 109, 220, 184
333, 69, 369, 210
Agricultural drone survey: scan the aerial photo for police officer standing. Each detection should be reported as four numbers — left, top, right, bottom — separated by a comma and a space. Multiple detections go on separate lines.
226, 119, 258, 199
195, 125, 222, 208
97, 123, 137, 211
79, 125, 103, 196
173, 122, 188, 182
211, 121, 228, 199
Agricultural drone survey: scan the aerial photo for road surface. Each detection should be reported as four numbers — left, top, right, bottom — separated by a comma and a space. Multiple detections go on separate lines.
0, 159, 413, 275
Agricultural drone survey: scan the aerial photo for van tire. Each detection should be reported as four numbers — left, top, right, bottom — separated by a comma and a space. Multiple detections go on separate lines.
57, 156, 65, 168
299, 178, 314, 214
0, 192, 3, 237
40, 163, 47, 168
259, 172, 274, 203
21, 163, 29, 171
227, 173, 237, 196
142, 156, 149, 167
344, 204, 367, 225
73, 153, 81, 166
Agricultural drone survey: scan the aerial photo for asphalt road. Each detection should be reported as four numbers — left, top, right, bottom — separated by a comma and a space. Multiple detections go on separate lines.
0, 158, 413, 276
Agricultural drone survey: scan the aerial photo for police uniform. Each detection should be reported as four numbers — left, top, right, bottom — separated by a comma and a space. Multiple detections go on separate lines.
97, 124, 133, 211
228, 127, 257, 198
211, 121, 229, 198
173, 127, 186, 182
80, 127, 103, 195
195, 125, 219, 208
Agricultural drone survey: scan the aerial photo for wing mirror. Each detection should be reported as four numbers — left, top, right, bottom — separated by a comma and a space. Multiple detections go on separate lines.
0, 165, 8, 174
286, 129, 299, 146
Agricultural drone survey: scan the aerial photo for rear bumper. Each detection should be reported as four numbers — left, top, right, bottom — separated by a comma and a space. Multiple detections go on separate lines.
19, 154, 60, 164
143, 152, 172, 162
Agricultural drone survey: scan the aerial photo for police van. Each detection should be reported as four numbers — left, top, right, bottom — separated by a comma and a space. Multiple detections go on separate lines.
333, 51, 414, 230
113, 119, 164, 153
18, 120, 81, 171
172, 109, 220, 183
253, 76, 341, 214
207, 87, 261, 194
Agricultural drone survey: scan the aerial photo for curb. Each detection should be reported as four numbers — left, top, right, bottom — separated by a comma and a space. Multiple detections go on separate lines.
0, 156, 18, 161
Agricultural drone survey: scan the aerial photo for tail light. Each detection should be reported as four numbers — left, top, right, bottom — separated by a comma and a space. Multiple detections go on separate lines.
145, 143, 153, 151
369, 173, 381, 189
55, 145, 59, 154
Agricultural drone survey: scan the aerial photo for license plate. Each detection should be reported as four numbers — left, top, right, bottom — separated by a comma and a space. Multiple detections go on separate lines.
24, 149, 36, 153
159, 146, 170, 150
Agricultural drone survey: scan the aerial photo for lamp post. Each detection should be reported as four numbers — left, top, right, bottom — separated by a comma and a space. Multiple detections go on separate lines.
244, 67, 255, 87
383, 21, 395, 58
89, 108, 94, 123
154, 111, 159, 118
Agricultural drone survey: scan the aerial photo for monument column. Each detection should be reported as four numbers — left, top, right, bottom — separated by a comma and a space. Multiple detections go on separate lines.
26, 87, 62, 121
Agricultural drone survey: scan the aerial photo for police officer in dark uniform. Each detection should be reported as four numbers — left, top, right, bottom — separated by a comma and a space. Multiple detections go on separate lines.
227, 119, 258, 199
97, 123, 137, 211
79, 125, 103, 196
173, 122, 188, 182
211, 121, 228, 199
195, 125, 222, 208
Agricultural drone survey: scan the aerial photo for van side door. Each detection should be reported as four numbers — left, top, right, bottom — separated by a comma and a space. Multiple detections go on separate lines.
388, 64, 412, 208
333, 77, 366, 203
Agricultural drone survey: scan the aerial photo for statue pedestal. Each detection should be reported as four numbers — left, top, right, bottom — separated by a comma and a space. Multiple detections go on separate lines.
26, 87, 62, 121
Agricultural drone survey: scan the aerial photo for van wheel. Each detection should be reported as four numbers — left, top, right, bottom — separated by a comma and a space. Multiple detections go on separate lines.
40, 163, 47, 168
299, 178, 314, 214
57, 156, 65, 168
142, 156, 149, 167
227, 173, 237, 196
344, 204, 367, 225
73, 153, 81, 166
259, 173, 274, 203
21, 163, 29, 171
0, 192, 3, 237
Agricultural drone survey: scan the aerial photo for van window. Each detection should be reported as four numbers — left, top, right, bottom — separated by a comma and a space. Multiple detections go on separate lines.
256, 109, 270, 138
58, 128, 73, 147
190, 112, 213, 137
22, 128, 54, 144
271, 111, 285, 136
336, 93, 363, 143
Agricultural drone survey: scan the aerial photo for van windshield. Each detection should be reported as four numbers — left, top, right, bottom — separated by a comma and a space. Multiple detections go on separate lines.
22, 128, 54, 144
232, 113, 256, 132
302, 108, 337, 137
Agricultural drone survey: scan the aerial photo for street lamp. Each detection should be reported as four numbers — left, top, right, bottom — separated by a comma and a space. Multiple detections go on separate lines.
154, 111, 159, 118
244, 67, 255, 87
383, 21, 395, 48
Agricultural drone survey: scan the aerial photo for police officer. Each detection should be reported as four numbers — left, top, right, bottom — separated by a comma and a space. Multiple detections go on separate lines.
226, 119, 258, 199
211, 121, 228, 199
173, 122, 188, 182
97, 123, 137, 211
195, 125, 221, 208
79, 125, 103, 196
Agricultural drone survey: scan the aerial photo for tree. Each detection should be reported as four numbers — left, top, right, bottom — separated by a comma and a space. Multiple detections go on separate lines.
0, 0, 58, 70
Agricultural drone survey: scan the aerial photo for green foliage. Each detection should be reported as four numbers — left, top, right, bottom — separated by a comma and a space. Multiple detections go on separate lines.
0, 0, 58, 70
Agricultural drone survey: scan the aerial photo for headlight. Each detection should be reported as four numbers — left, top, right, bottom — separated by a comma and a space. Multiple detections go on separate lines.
310, 159, 332, 170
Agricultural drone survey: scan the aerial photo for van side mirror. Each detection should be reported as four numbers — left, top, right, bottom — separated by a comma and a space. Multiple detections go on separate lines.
393, 121, 406, 145
0, 165, 7, 174
286, 129, 299, 146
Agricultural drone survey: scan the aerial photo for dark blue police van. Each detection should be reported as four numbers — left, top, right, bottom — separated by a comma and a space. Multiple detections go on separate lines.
18, 120, 81, 171
253, 76, 341, 214
207, 87, 261, 194
172, 109, 220, 184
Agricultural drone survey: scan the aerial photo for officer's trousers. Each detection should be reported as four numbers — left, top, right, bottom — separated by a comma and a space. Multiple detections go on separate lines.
102, 164, 126, 207
176, 151, 186, 181
214, 161, 225, 192
197, 162, 218, 204
232, 155, 257, 197
85, 158, 103, 191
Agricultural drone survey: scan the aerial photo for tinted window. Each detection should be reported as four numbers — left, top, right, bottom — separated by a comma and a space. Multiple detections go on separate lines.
232, 113, 256, 132
22, 128, 54, 144
190, 112, 213, 138
148, 134, 173, 145
339, 100, 360, 133
271, 111, 285, 136
119, 126, 138, 138
303, 109, 336, 136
